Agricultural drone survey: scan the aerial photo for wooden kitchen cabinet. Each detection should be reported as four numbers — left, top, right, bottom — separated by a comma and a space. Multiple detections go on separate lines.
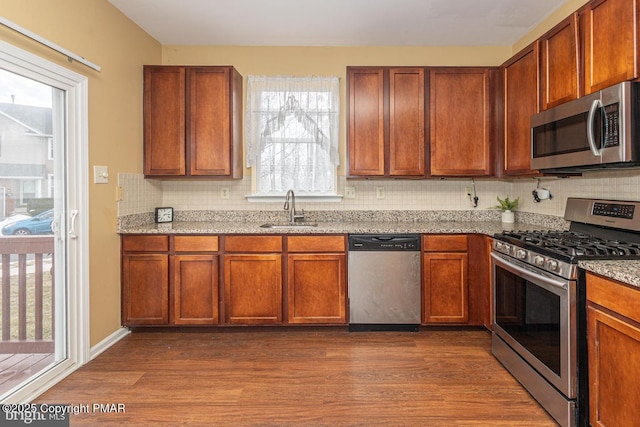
582, 0, 640, 94
586, 272, 640, 427
172, 236, 220, 325
286, 236, 347, 324
502, 42, 540, 176
144, 65, 243, 178
422, 235, 469, 324
540, 13, 580, 110
429, 68, 495, 177
121, 236, 170, 325
223, 236, 283, 324
347, 67, 426, 177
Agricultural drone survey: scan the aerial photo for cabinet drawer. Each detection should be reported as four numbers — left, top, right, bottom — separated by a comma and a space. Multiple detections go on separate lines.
224, 235, 283, 252
287, 235, 346, 253
122, 235, 169, 252
422, 234, 468, 252
587, 273, 640, 324
174, 235, 219, 252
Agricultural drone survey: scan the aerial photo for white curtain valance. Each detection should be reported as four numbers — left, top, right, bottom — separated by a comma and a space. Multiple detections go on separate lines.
245, 75, 340, 168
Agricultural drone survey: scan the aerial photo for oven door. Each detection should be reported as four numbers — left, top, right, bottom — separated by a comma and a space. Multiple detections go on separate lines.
491, 252, 577, 398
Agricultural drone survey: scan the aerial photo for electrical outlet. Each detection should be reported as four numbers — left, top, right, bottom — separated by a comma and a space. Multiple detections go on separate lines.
376, 187, 385, 199
116, 186, 124, 201
344, 187, 356, 199
220, 188, 230, 199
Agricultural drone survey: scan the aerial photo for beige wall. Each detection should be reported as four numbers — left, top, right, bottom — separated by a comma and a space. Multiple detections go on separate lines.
0, 0, 161, 345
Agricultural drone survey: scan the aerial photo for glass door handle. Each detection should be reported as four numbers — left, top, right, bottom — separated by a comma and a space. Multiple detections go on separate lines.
69, 209, 78, 239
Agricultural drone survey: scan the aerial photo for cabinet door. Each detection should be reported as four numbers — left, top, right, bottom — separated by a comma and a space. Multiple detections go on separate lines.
430, 68, 492, 176
422, 252, 468, 323
287, 254, 346, 324
348, 68, 385, 176
143, 66, 186, 176
122, 254, 169, 325
587, 306, 640, 426
540, 14, 580, 110
173, 255, 219, 325
503, 43, 539, 176
389, 68, 425, 176
583, 0, 640, 94
224, 254, 282, 324
188, 67, 232, 177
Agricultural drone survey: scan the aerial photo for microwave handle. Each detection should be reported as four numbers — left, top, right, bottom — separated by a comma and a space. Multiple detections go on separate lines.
587, 99, 602, 157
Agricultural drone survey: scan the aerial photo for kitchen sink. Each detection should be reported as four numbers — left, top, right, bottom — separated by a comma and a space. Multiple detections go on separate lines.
260, 222, 318, 229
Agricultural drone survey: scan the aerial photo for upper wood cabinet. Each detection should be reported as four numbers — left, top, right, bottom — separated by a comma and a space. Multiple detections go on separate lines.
502, 43, 540, 176
347, 67, 426, 177
583, 0, 640, 94
429, 68, 495, 177
540, 13, 580, 109
143, 66, 243, 178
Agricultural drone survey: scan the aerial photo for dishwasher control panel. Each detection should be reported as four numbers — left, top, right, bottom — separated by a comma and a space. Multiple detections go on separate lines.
348, 234, 420, 251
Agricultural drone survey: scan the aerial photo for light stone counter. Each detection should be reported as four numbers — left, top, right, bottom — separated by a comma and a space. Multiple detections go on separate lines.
118, 219, 522, 236
579, 260, 640, 289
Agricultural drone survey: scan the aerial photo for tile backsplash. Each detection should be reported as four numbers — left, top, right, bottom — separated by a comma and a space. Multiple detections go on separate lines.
117, 169, 640, 218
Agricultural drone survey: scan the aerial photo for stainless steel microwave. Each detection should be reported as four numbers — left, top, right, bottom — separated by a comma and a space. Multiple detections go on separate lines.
531, 81, 640, 172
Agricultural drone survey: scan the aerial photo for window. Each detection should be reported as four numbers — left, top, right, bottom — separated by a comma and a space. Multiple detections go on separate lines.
246, 76, 340, 196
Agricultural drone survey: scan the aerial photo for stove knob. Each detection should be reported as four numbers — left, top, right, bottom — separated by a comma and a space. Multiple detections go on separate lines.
533, 256, 545, 266
546, 259, 559, 271
516, 249, 527, 259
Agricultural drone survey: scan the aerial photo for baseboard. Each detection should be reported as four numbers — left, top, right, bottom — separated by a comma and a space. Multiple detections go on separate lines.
90, 327, 130, 360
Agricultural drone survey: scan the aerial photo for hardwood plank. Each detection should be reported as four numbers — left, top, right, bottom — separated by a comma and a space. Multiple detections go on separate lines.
35, 329, 558, 426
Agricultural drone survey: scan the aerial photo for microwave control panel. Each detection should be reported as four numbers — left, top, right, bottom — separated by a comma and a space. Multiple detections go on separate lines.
603, 103, 620, 147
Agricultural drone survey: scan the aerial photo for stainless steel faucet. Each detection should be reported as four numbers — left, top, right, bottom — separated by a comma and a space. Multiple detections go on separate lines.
284, 189, 304, 223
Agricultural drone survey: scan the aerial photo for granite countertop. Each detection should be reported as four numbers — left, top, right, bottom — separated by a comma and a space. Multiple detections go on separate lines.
118, 219, 518, 236
579, 260, 640, 288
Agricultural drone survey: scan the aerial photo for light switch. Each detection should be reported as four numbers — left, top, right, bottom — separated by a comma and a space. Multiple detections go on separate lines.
93, 165, 109, 184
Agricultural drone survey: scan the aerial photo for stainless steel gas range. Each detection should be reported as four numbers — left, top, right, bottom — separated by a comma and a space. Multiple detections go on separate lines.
491, 198, 640, 427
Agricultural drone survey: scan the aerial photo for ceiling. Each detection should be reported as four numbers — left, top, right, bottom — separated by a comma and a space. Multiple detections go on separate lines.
108, 0, 569, 47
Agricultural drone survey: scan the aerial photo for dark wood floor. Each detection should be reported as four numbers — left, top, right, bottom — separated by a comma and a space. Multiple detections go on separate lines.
36, 328, 558, 426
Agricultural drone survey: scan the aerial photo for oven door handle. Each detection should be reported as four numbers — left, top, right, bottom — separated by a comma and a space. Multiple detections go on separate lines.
491, 252, 569, 291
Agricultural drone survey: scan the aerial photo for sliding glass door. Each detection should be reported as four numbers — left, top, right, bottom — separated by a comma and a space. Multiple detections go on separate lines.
0, 40, 88, 402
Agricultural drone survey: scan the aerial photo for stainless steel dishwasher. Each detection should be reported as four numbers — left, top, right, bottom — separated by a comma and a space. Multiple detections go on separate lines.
348, 234, 421, 332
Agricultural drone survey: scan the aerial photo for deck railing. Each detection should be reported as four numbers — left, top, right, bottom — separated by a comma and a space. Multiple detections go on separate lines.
0, 236, 54, 354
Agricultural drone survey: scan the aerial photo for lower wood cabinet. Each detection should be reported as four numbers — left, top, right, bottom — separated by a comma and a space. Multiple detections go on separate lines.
173, 255, 219, 324
122, 253, 169, 325
223, 235, 283, 324
122, 233, 489, 329
122, 235, 170, 325
224, 254, 283, 324
287, 236, 346, 324
422, 235, 469, 324
586, 272, 640, 427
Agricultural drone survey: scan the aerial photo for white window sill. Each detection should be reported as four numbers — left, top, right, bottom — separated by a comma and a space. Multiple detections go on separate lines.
245, 194, 343, 203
